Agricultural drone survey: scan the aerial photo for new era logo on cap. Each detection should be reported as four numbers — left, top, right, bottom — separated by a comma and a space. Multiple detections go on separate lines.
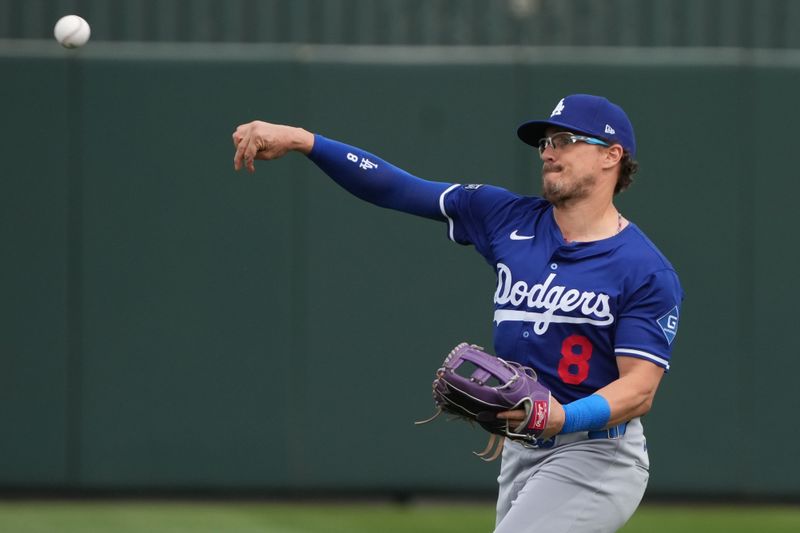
517, 94, 637, 156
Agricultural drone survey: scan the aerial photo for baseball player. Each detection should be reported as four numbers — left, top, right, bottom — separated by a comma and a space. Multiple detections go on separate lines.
232, 94, 683, 533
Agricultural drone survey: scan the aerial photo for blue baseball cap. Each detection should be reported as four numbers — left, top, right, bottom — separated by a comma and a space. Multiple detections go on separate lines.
517, 94, 636, 156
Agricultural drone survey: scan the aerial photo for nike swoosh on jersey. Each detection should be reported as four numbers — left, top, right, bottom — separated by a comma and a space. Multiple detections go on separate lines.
509, 230, 535, 240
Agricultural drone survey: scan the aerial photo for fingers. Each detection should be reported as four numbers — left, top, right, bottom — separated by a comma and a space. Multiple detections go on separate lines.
496, 409, 526, 422
244, 125, 266, 173
244, 136, 258, 173
233, 130, 247, 171
232, 123, 255, 172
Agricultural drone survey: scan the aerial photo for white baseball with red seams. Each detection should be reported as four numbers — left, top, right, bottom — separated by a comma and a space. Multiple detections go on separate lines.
54, 15, 91, 49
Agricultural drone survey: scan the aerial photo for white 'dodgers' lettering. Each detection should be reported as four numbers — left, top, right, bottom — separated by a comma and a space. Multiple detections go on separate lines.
493, 263, 614, 334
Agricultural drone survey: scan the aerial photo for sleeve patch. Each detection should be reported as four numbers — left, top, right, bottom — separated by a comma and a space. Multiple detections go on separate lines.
657, 306, 680, 345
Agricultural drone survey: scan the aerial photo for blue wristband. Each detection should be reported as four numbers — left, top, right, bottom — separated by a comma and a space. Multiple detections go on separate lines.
560, 394, 611, 434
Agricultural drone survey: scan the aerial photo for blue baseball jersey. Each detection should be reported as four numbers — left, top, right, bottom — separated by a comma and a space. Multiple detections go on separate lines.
439, 184, 683, 404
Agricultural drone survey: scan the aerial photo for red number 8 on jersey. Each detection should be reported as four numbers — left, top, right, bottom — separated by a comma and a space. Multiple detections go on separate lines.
558, 334, 593, 385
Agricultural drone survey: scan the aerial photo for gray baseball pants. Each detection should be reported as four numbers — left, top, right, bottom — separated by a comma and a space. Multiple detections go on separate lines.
494, 417, 649, 533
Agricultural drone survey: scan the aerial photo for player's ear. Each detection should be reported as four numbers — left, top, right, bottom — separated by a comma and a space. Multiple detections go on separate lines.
602, 144, 624, 169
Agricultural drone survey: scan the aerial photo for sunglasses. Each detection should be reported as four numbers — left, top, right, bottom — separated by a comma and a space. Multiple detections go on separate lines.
537, 132, 610, 154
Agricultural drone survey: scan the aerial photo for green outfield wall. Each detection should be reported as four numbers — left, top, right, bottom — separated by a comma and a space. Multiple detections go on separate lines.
1, 42, 797, 498
4, 0, 800, 50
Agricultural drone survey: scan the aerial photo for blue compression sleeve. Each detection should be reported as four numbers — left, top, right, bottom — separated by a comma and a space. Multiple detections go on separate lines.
560, 394, 612, 434
307, 134, 451, 220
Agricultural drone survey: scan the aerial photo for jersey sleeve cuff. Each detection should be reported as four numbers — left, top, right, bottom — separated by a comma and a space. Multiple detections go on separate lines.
438, 183, 461, 242
306, 133, 327, 161
614, 347, 671, 371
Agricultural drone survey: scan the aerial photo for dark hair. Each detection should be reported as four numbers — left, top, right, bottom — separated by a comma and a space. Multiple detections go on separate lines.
615, 151, 638, 194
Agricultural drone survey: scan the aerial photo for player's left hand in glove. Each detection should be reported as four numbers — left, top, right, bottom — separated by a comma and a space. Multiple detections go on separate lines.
416, 342, 559, 461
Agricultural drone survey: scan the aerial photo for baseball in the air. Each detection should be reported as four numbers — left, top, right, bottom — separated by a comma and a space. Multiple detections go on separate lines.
54, 15, 91, 49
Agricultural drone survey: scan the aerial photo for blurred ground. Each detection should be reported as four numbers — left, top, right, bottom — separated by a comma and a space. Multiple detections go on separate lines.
0, 501, 799, 533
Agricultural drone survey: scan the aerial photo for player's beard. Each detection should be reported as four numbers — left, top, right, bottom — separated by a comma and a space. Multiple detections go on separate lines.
542, 164, 597, 208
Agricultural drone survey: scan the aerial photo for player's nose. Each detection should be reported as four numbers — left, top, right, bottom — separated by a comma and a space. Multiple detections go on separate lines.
539, 146, 556, 162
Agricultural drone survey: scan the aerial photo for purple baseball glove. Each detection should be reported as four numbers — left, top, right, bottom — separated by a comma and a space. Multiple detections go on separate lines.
416, 343, 552, 460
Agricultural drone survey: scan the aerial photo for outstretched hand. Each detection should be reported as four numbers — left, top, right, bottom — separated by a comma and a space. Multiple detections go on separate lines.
232, 121, 314, 173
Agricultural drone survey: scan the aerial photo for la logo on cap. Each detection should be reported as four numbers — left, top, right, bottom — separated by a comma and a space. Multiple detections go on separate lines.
551, 99, 565, 117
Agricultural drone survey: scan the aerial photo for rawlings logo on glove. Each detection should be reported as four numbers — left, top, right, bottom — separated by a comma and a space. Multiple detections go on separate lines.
416, 342, 552, 461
